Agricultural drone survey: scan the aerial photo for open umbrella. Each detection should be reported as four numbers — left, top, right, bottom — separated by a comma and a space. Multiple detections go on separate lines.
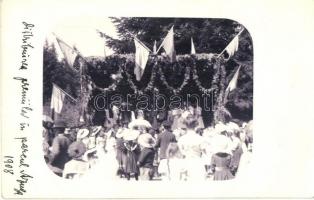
128, 118, 152, 130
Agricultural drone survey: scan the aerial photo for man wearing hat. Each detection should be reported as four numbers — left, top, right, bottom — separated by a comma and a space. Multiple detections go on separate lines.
47, 120, 72, 176
155, 120, 177, 180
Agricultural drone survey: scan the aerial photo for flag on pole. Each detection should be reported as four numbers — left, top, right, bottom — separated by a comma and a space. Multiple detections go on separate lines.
50, 83, 78, 123
226, 66, 242, 92
191, 37, 196, 54
55, 37, 79, 70
134, 38, 150, 81
225, 35, 239, 60
50, 84, 66, 114
158, 26, 176, 62
153, 40, 157, 55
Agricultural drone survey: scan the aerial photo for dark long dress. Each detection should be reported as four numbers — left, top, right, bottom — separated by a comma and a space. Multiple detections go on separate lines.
123, 141, 140, 175
230, 145, 243, 175
48, 134, 71, 176
116, 138, 126, 170
211, 153, 234, 180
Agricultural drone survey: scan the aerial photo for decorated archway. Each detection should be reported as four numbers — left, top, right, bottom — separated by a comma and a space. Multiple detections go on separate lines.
78, 54, 229, 127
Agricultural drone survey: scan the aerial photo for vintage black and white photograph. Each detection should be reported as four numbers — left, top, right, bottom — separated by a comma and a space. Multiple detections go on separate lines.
42, 17, 253, 181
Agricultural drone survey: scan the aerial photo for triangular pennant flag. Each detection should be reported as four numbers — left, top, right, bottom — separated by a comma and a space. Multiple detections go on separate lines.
153, 40, 157, 55
50, 84, 66, 114
134, 38, 150, 81
159, 26, 176, 62
225, 35, 239, 60
226, 65, 241, 92
191, 37, 196, 54
55, 37, 79, 70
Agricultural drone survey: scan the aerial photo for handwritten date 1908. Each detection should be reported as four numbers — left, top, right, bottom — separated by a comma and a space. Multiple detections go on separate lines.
3, 156, 14, 175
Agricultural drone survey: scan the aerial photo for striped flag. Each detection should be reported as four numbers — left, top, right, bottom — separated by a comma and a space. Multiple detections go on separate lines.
226, 66, 241, 92
50, 83, 78, 123
225, 35, 239, 60
191, 37, 196, 54
158, 26, 176, 62
134, 38, 150, 81
50, 84, 66, 114
55, 37, 79, 71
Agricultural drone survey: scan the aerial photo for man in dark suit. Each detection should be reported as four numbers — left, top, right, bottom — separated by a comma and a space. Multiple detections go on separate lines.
47, 121, 72, 177
155, 120, 177, 180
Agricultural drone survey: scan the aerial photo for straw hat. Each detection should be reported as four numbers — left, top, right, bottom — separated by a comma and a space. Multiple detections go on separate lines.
77, 128, 89, 139
226, 122, 240, 133
116, 128, 128, 139
90, 126, 102, 136
67, 141, 87, 159
212, 134, 232, 154
123, 129, 140, 141
138, 133, 156, 148
214, 122, 227, 134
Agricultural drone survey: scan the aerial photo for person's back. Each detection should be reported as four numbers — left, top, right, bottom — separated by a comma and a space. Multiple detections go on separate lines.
50, 134, 71, 171
156, 129, 176, 159
178, 130, 204, 158
156, 121, 176, 180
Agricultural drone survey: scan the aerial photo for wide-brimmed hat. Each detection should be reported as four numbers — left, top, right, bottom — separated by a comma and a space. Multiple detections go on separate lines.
116, 128, 128, 138
77, 128, 89, 139
226, 122, 240, 133
123, 129, 140, 141
53, 120, 67, 128
214, 122, 228, 134
91, 126, 102, 136
128, 118, 152, 129
67, 141, 87, 158
212, 134, 232, 155
138, 133, 156, 148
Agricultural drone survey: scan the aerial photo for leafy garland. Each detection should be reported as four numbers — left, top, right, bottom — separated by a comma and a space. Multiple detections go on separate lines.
88, 55, 224, 96
213, 57, 229, 124
191, 56, 220, 95
158, 62, 191, 95
91, 57, 124, 93
123, 56, 158, 95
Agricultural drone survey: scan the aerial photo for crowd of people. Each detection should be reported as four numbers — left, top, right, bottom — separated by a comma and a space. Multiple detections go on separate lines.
42, 106, 253, 181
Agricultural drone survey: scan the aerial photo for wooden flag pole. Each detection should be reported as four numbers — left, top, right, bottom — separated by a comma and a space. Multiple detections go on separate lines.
156, 25, 174, 54
217, 28, 245, 58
